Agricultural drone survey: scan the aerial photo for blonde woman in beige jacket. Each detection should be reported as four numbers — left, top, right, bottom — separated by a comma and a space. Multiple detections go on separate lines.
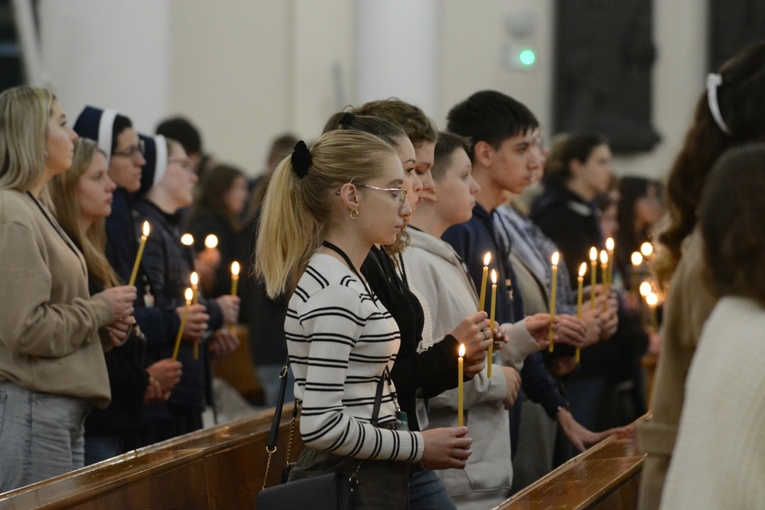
0, 87, 136, 492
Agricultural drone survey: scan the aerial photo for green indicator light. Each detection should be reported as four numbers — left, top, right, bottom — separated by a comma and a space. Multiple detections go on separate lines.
519, 49, 536, 66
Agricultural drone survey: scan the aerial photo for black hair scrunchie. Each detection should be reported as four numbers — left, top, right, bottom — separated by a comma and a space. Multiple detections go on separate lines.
291, 140, 311, 179
339, 112, 355, 127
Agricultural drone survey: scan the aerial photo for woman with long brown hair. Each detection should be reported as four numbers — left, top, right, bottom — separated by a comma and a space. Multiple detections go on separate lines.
49, 138, 182, 465
637, 42, 765, 509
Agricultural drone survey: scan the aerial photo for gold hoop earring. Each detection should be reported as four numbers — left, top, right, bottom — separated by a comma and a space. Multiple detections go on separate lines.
350, 209, 359, 220
44, 150, 48, 159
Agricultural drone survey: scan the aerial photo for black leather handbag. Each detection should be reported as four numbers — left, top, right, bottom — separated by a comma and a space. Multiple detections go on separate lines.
256, 362, 389, 510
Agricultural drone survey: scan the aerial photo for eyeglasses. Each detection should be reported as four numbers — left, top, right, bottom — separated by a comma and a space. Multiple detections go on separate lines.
112, 139, 145, 161
356, 183, 408, 205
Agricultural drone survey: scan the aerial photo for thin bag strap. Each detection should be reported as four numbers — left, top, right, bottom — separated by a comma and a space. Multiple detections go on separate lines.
370, 367, 390, 427
266, 360, 290, 451
262, 358, 291, 490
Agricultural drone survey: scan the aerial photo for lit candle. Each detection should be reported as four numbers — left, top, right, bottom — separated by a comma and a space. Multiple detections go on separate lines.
478, 252, 491, 313
190, 271, 199, 305
605, 237, 615, 288
488, 270, 497, 378
180, 233, 194, 247
190, 272, 200, 359
631, 251, 643, 293
641, 241, 653, 259
646, 292, 659, 330
231, 261, 240, 297
205, 234, 219, 250
458, 343, 465, 427
640, 281, 652, 329
576, 262, 586, 363
172, 287, 193, 361
589, 247, 597, 308
128, 221, 151, 286
549, 252, 559, 352
600, 250, 610, 310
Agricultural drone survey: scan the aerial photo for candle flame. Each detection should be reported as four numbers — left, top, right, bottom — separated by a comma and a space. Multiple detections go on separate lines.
491, 269, 497, 284
600, 250, 608, 264
641, 241, 653, 257
180, 233, 194, 246
142, 221, 150, 237
185, 287, 193, 302
639, 281, 652, 297
205, 234, 219, 249
631, 251, 643, 266
646, 292, 658, 306
606, 237, 615, 251
551, 251, 559, 266
190, 271, 198, 286
579, 262, 587, 277
231, 261, 240, 276
458, 343, 465, 358
589, 247, 598, 262
483, 252, 491, 266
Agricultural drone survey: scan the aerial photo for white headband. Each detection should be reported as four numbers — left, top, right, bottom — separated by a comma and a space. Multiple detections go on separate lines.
152, 135, 168, 187
97, 109, 119, 160
706, 73, 731, 135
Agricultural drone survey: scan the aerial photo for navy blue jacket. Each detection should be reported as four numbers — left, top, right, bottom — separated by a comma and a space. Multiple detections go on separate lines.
133, 199, 224, 421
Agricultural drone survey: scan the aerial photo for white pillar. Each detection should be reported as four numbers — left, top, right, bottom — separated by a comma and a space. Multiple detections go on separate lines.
354, 0, 441, 119
38, 0, 170, 134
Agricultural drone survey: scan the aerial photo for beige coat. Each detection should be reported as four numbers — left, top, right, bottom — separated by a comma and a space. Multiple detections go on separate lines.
0, 190, 114, 408
637, 229, 716, 509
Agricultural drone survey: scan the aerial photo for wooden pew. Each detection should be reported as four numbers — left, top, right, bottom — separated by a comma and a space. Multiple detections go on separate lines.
0, 411, 646, 510
0, 405, 302, 510
495, 424, 646, 509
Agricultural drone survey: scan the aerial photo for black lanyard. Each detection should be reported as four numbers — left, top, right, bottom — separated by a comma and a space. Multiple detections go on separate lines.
321, 240, 373, 298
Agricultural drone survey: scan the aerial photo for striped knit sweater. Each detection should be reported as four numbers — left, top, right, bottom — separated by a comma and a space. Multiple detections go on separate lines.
286, 253, 425, 462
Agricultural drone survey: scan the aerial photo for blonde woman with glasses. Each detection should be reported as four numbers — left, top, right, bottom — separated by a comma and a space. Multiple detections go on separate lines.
256, 130, 474, 509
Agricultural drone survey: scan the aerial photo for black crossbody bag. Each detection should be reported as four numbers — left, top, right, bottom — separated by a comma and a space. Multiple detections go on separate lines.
256, 361, 389, 510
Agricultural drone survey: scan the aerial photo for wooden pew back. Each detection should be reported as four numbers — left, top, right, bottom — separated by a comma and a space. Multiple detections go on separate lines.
495, 424, 646, 510
0, 405, 301, 510
0, 411, 646, 510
